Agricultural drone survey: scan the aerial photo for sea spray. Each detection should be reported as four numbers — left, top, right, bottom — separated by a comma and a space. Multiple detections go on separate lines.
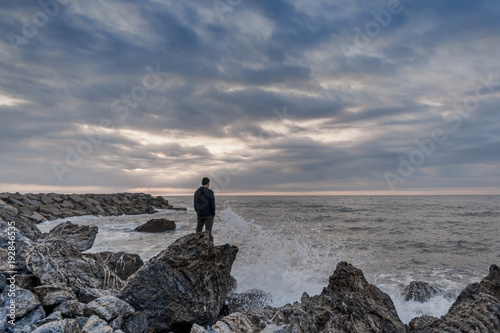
214, 204, 344, 307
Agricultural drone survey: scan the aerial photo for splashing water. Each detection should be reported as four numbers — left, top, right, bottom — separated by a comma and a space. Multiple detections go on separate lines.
214, 204, 343, 306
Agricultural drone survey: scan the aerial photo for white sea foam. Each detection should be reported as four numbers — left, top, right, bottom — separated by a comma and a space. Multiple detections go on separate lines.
215, 205, 341, 306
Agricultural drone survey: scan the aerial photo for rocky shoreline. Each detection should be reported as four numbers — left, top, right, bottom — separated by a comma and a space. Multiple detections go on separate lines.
1, 194, 499, 333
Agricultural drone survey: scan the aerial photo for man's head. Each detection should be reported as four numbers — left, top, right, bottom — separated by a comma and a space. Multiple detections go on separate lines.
202, 177, 210, 187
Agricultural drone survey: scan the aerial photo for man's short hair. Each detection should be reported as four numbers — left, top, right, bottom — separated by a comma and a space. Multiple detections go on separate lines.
202, 177, 210, 185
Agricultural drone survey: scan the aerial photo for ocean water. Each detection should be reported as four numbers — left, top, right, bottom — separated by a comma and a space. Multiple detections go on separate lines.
38, 195, 500, 324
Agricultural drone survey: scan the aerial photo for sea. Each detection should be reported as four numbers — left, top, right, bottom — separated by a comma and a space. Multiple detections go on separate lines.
38, 195, 500, 324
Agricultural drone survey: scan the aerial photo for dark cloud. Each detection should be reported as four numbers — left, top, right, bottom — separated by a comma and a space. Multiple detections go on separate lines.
0, 0, 499, 194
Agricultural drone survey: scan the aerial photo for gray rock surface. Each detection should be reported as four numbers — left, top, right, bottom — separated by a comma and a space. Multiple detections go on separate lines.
84, 251, 143, 280
401, 281, 445, 302
42, 221, 98, 251
32, 284, 77, 307
26, 238, 124, 292
84, 296, 135, 321
409, 264, 500, 332
135, 218, 176, 232
120, 231, 238, 332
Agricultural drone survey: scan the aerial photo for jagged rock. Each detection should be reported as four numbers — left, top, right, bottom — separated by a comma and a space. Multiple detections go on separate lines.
268, 262, 407, 333
122, 311, 148, 333
7, 197, 24, 207
42, 221, 98, 251
225, 289, 273, 313
38, 310, 63, 325
0, 193, 10, 200
84, 252, 143, 280
134, 218, 176, 232
0, 220, 33, 274
0, 274, 6, 291
11, 305, 46, 332
120, 232, 238, 332
409, 264, 500, 332
54, 299, 86, 318
33, 284, 77, 307
26, 238, 124, 292
60, 200, 75, 209
84, 296, 135, 321
69, 194, 85, 204
0, 206, 42, 241
402, 281, 444, 302
77, 287, 119, 304
81, 315, 114, 333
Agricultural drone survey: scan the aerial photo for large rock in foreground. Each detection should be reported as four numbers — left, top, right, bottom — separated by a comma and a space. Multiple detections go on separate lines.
271, 261, 407, 332
409, 264, 500, 332
120, 232, 238, 332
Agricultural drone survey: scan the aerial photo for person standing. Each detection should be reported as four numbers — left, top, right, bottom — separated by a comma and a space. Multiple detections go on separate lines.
194, 177, 215, 233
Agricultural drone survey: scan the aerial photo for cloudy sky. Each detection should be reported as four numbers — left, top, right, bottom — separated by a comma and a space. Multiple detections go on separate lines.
1, 0, 499, 195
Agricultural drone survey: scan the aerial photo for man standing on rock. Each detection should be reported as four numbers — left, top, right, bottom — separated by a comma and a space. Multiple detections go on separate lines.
194, 177, 216, 233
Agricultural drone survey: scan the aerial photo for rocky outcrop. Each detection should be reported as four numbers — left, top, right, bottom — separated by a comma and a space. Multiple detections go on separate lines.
265, 261, 407, 333
26, 238, 125, 292
84, 251, 144, 280
41, 221, 98, 251
409, 264, 500, 332
120, 232, 239, 332
0, 192, 174, 222
135, 218, 176, 232
401, 281, 449, 303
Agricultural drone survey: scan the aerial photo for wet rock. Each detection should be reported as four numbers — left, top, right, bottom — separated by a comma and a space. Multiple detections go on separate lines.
120, 232, 238, 332
84, 296, 135, 321
42, 221, 98, 251
26, 238, 124, 292
84, 252, 143, 280
225, 289, 273, 313
135, 218, 176, 232
268, 262, 407, 333
401, 281, 443, 302
409, 264, 500, 332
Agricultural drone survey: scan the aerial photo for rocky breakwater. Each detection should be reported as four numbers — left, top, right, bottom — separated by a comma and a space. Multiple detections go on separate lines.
0, 192, 180, 222
193, 262, 500, 333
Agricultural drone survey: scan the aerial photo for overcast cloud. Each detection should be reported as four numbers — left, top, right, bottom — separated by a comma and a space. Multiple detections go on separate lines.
1, 0, 499, 195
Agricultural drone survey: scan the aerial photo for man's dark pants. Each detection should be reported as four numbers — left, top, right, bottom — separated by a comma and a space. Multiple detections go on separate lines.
196, 215, 214, 233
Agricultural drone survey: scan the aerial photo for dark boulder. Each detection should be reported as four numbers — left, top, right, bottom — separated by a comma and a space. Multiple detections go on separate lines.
135, 218, 176, 232
26, 238, 124, 292
265, 262, 407, 333
409, 264, 500, 332
119, 232, 238, 332
41, 221, 98, 252
0, 220, 33, 274
84, 252, 143, 280
401, 281, 444, 302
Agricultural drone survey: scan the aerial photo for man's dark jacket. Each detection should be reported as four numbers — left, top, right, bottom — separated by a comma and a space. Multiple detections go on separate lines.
194, 187, 215, 217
